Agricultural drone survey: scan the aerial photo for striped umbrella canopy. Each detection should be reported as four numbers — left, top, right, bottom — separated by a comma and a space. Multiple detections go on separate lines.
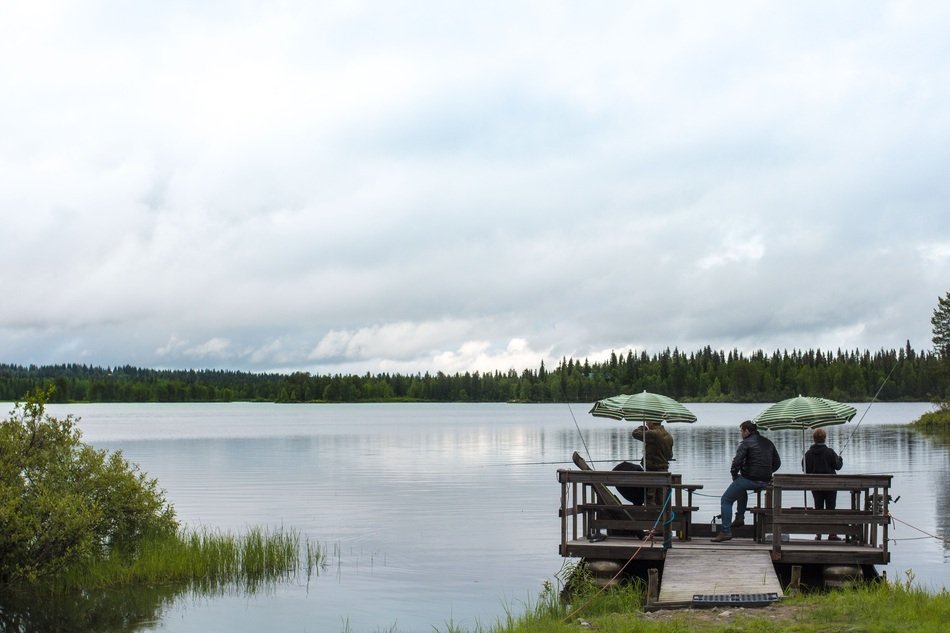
589, 390, 697, 424
753, 395, 857, 481
752, 395, 856, 430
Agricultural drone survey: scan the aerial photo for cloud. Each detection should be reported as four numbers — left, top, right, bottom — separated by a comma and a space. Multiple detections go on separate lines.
309, 320, 478, 364
1, 1, 949, 375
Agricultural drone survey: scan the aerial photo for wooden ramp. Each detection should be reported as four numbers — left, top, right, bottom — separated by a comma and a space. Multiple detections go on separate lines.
652, 547, 784, 609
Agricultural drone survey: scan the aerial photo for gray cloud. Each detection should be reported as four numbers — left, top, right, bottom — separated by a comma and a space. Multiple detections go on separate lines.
1, 1, 949, 376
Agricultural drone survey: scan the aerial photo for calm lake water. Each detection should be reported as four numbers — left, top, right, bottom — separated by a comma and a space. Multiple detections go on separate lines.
6, 402, 948, 632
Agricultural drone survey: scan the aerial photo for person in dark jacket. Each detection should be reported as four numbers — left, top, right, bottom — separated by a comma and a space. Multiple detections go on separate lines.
711, 420, 782, 542
632, 420, 674, 506
803, 427, 844, 540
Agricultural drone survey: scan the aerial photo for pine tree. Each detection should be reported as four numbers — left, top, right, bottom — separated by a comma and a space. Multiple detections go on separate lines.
931, 291, 950, 406
932, 291, 950, 357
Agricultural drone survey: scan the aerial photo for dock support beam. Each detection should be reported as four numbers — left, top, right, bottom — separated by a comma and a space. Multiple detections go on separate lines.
790, 565, 802, 594
647, 568, 659, 606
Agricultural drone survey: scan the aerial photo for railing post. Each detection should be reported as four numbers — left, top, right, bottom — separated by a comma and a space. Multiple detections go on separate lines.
772, 485, 783, 555
571, 481, 579, 542
560, 478, 568, 555
881, 484, 889, 558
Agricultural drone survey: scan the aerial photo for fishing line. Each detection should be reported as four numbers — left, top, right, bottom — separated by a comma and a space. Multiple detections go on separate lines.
567, 403, 595, 464
559, 488, 674, 625
840, 361, 899, 456
888, 513, 950, 545
482, 458, 616, 467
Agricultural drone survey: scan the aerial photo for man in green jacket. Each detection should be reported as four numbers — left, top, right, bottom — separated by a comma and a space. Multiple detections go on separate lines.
632, 420, 674, 506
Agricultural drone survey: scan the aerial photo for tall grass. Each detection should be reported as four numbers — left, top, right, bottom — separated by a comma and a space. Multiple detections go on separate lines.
801, 571, 950, 633
469, 569, 950, 633
52, 526, 323, 594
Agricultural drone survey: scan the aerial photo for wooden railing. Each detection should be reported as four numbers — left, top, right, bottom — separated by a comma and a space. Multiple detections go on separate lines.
759, 473, 893, 559
557, 467, 703, 552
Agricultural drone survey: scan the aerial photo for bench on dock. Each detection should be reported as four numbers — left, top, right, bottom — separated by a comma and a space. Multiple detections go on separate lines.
755, 473, 893, 559
558, 453, 703, 551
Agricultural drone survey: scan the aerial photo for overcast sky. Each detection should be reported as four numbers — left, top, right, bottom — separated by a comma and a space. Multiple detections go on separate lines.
2, 1, 949, 376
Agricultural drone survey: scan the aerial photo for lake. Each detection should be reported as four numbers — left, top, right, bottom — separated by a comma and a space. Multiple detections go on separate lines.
6, 401, 948, 632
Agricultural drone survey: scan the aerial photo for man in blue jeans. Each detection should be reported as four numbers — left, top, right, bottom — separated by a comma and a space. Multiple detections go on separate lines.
711, 420, 781, 542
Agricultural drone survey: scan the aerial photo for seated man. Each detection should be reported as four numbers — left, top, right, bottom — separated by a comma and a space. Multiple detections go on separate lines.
608, 461, 645, 538
612, 461, 645, 505
712, 420, 781, 543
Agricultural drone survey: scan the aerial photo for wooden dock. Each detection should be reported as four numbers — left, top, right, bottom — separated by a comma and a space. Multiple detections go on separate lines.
557, 466, 894, 609
653, 547, 783, 609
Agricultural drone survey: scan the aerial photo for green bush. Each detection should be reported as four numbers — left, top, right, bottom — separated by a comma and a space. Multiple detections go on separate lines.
0, 387, 177, 583
913, 407, 950, 432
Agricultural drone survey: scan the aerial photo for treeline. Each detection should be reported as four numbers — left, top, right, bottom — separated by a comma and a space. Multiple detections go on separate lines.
0, 343, 946, 402
0, 342, 944, 405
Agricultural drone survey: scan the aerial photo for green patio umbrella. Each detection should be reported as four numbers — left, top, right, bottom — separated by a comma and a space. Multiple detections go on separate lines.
753, 395, 856, 431
753, 395, 856, 479
589, 390, 697, 424
588, 390, 695, 510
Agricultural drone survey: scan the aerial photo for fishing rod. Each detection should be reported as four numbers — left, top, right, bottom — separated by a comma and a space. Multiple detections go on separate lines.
567, 403, 595, 464
482, 458, 625, 467
839, 361, 899, 456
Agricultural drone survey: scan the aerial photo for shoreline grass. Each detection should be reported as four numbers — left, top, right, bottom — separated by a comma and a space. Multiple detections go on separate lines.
912, 406, 950, 432
45, 526, 321, 594
470, 571, 950, 633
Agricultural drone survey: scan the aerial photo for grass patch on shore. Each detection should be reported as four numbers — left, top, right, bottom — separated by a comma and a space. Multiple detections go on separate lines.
470, 571, 949, 633
912, 406, 950, 432
49, 526, 323, 593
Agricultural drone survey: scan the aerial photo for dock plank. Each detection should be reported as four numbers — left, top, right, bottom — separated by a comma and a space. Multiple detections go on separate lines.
654, 547, 784, 608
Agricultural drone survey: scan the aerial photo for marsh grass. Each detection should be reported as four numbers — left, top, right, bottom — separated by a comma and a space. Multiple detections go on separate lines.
305, 539, 331, 581
52, 526, 322, 594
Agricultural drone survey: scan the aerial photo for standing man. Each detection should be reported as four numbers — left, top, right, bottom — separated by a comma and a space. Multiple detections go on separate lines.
711, 420, 781, 542
804, 427, 844, 540
632, 420, 674, 506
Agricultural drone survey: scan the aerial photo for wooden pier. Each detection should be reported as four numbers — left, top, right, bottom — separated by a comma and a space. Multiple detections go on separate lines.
655, 548, 782, 608
558, 462, 893, 608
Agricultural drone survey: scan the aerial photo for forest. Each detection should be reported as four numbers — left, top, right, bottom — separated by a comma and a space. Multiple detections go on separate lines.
0, 342, 944, 404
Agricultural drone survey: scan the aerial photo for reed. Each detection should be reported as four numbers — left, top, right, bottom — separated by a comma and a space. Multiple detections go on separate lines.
305, 539, 330, 580
51, 526, 323, 593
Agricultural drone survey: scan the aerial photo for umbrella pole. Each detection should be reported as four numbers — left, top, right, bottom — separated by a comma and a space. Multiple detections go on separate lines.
801, 427, 808, 506
639, 420, 646, 469
801, 427, 806, 472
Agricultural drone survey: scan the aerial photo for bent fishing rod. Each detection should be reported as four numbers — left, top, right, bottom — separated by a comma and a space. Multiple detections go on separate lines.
566, 402, 660, 468
839, 360, 899, 456
567, 402, 595, 464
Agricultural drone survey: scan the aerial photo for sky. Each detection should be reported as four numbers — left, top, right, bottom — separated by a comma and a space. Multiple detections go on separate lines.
2, 1, 949, 377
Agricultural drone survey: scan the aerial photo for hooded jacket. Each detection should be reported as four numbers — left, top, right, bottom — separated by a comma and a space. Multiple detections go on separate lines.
730, 431, 781, 482
803, 441, 843, 474
632, 423, 674, 470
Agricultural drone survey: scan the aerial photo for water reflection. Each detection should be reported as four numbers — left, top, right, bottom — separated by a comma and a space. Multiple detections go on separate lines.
0, 583, 184, 633
916, 429, 950, 557
8, 401, 943, 631
0, 559, 324, 632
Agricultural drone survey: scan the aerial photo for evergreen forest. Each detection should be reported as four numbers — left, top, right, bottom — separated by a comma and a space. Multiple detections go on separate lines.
1, 342, 944, 404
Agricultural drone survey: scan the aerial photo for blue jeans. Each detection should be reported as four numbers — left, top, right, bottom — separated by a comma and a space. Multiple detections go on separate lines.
720, 476, 770, 535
